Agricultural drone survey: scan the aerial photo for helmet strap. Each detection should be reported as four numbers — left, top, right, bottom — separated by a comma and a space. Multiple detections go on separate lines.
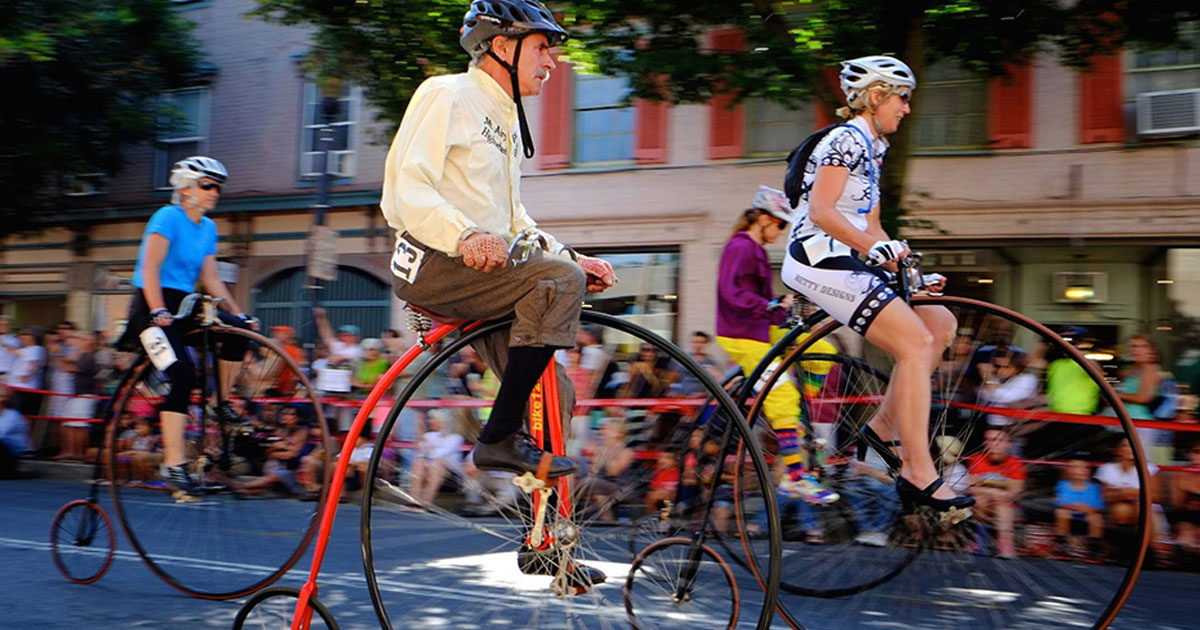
486, 33, 536, 159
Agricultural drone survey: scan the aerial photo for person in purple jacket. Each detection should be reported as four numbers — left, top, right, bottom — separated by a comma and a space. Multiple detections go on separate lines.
716, 185, 838, 504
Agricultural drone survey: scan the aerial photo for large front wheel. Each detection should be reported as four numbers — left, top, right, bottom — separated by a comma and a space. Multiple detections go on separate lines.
107, 326, 331, 600
735, 295, 1150, 630
360, 312, 782, 630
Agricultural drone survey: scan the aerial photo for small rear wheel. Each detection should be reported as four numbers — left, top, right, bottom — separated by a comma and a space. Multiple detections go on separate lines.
50, 499, 116, 584
232, 586, 339, 630
625, 537, 739, 630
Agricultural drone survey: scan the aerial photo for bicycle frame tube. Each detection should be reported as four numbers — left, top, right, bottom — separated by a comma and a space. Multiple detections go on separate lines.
290, 320, 475, 630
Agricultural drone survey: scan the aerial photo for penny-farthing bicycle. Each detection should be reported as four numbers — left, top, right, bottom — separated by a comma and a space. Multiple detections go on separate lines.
232, 236, 783, 630
50, 294, 331, 600
725, 255, 1152, 630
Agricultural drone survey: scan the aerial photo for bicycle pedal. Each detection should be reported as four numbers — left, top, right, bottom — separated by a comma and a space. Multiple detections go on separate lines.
939, 506, 973, 525
512, 472, 546, 494
172, 490, 203, 504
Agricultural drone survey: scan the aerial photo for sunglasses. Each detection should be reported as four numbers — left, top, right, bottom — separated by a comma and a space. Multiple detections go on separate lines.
198, 181, 222, 192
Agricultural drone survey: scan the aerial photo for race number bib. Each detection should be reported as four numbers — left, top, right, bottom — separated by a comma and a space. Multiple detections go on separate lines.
391, 234, 425, 284
139, 326, 178, 371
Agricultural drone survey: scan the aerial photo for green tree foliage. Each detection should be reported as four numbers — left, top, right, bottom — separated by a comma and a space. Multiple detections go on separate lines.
0, 0, 202, 235
253, 0, 1198, 233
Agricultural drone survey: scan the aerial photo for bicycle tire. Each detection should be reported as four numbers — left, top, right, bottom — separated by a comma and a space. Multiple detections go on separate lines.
232, 586, 339, 630
49, 499, 116, 585
360, 311, 782, 630
734, 295, 1151, 630
624, 537, 739, 630
107, 325, 331, 600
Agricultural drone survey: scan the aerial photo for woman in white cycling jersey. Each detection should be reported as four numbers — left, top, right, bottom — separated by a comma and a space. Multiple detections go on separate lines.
781, 56, 972, 516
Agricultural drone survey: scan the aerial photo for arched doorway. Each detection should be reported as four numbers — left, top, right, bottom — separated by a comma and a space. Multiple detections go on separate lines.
252, 266, 391, 340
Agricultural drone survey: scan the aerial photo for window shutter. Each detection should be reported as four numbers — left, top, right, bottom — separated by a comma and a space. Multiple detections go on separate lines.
538, 58, 573, 169
634, 98, 669, 164
1079, 54, 1124, 144
988, 64, 1033, 149
708, 29, 745, 159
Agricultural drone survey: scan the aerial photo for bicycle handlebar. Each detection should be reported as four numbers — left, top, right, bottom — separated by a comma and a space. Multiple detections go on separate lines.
507, 229, 580, 266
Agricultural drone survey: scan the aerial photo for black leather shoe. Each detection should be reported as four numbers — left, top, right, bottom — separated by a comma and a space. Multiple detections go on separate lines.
473, 431, 575, 478
896, 475, 974, 524
858, 424, 902, 471
518, 546, 607, 591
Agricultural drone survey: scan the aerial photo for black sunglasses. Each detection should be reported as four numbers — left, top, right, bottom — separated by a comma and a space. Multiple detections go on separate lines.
198, 181, 222, 192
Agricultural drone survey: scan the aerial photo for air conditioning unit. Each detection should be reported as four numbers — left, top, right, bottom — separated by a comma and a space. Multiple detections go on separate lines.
1052, 271, 1108, 304
1136, 88, 1200, 136
327, 150, 355, 177
300, 150, 355, 178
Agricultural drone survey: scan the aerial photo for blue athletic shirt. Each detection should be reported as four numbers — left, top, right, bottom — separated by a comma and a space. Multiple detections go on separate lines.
1054, 480, 1105, 511
132, 205, 217, 292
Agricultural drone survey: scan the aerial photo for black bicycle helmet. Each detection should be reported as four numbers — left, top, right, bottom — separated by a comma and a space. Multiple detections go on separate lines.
460, 0, 568, 59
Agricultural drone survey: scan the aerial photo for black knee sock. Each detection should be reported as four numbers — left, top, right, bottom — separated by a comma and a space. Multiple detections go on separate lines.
477, 345, 558, 444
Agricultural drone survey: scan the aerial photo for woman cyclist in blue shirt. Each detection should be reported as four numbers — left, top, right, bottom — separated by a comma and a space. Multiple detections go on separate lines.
123, 156, 254, 497
781, 56, 971, 518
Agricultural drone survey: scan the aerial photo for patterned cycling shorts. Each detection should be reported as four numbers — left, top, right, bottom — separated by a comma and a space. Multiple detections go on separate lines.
781, 254, 898, 337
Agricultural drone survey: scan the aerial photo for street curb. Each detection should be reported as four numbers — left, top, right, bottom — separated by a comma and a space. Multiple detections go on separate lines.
21, 459, 93, 483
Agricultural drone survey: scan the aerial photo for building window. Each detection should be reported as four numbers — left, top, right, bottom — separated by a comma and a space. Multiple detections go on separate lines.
154, 87, 211, 188
580, 249, 680, 342
573, 74, 634, 164
1130, 23, 1200, 95
913, 61, 988, 151
300, 82, 361, 180
745, 99, 815, 156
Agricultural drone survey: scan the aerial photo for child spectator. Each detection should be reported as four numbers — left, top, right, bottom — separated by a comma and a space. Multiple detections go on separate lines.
1054, 458, 1105, 559
409, 410, 465, 507
117, 418, 161, 485
645, 450, 680, 513
968, 429, 1026, 558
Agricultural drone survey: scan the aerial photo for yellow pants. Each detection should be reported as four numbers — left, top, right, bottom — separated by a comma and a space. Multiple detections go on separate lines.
717, 335, 802, 433
718, 332, 838, 472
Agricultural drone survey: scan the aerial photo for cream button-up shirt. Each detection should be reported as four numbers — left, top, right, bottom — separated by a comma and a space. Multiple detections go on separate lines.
380, 66, 564, 258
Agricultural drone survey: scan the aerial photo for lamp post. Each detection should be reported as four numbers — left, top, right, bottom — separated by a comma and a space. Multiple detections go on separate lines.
304, 85, 342, 368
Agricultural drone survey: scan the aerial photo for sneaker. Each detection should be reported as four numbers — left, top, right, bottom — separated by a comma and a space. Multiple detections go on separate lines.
517, 546, 607, 592
779, 472, 839, 504
472, 431, 575, 478
855, 531, 890, 547
164, 464, 203, 497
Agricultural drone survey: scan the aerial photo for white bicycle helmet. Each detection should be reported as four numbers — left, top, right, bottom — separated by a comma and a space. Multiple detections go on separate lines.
839, 55, 917, 104
751, 185, 795, 225
170, 155, 228, 189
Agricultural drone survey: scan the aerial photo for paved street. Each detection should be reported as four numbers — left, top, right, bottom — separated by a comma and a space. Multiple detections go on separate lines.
3, 478, 1198, 629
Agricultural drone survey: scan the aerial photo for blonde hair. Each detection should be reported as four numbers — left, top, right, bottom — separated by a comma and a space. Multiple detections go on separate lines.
836, 81, 897, 120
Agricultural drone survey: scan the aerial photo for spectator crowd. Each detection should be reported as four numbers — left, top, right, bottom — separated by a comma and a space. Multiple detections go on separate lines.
2, 308, 1199, 571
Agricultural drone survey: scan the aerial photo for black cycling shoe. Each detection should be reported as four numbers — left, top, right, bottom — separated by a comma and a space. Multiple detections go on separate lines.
165, 464, 204, 497
472, 431, 575, 478
517, 546, 607, 591
896, 475, 974, 524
